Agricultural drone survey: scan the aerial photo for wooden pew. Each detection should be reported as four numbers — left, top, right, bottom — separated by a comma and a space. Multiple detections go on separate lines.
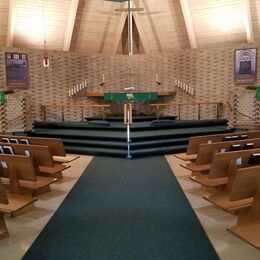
0, 155, 38, 217
190, 148, 260, 188
174, 130, 260, 161
0, 178, 9, 239
0, 154, 58, 197
201, 150, 260, 212
227, 164, 260, 249
0, 135, 80, 163
182, 138, 260, 173
0, 142, 70, 179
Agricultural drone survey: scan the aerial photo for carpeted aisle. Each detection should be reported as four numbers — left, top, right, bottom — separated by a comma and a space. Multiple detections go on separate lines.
23, 156, 219, 260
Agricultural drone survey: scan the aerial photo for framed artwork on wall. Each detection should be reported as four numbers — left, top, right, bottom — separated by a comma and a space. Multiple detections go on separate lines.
234, 48, 257, 84
5, 52, 30, 88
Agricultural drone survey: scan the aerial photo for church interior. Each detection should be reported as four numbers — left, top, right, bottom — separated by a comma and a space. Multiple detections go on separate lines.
0, 0, 260, 259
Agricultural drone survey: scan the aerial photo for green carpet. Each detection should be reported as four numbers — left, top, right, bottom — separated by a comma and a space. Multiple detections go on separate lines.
23, 157, 219, 260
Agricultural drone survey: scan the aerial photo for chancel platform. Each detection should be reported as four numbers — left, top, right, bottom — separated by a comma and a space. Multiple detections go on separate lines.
30, 117, 233, 158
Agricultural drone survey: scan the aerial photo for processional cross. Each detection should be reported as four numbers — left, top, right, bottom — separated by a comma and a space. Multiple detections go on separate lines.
114, 0, 144, 55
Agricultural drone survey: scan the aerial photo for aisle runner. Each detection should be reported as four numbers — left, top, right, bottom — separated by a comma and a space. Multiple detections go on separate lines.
23, 156, 218, 259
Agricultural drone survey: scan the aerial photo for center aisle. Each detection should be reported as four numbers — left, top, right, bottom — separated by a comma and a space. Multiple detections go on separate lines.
23, 156, 218, 260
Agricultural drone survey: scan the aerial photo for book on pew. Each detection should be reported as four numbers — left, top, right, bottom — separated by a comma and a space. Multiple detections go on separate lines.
2, 146, 14, 155
243, 143, 255, 150
20, 139, 29, 145
236, 157, 242, 166
24, 150, 31, 157
1, 162, 8, 168
239, 134, 248, 140
1, 138, 10, 143
223, 136, 232, 141
10, 138, 19, 144
248, 153, 260, 165
230, 144, 241, 151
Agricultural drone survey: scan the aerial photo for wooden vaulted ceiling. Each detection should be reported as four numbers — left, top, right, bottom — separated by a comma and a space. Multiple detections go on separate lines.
0, 0, 259, 55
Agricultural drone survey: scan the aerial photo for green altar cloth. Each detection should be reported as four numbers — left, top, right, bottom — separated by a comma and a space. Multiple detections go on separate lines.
256, 87, 260, 101
104, 92, 158, 102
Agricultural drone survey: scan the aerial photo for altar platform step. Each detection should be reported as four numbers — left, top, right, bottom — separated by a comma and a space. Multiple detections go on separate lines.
30, 118, 233, 158
60, 137, 189, 150
33, 119, 229, 132
64, 144, 188, 158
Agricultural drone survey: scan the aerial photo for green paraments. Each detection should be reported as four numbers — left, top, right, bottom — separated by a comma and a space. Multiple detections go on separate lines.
256, 86, 260, 101
104, 92, 158, 102
0, 91, 6, 105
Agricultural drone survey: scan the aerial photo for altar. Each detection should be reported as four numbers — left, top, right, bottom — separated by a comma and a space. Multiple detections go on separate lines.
104, 92, 158, 102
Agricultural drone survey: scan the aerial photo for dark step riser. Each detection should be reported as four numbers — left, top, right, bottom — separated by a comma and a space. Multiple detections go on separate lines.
65, 147, 187, 158
63, 139, 188, 150
31, 129, 232, 143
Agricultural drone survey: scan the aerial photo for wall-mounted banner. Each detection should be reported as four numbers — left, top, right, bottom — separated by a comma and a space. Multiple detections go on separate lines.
5, 52, 30, 88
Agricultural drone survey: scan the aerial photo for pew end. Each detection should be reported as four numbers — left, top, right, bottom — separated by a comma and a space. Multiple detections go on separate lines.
52, 155, 80, 164
227, 166, 260, 249
173, 153, 197, 162
39, 164, 71, 179
0, 178, 8, 239
0, 213, 8, 239
0, 193, 37, 218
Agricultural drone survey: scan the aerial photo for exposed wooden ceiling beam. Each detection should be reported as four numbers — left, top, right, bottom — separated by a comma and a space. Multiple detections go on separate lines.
6, 0, 16, 47
244, 0, 254, 43
63, 0, 80, 51
111, 3, 128, 55
132, 2, 150, 55
179, 0, 198, 49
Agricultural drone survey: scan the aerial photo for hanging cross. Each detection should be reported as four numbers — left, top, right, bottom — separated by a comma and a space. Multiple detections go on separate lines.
115, 0, 144, 55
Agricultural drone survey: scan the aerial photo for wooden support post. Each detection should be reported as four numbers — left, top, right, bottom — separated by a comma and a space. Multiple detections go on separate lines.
43, 106, 46, 122
81, 107, 84, 122
198, 104, 201, 120
62, 106, 64, 122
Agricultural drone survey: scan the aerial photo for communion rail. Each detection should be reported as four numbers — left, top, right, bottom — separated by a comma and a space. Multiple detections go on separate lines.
150, 101, 223, 120
41, 104, 111, 122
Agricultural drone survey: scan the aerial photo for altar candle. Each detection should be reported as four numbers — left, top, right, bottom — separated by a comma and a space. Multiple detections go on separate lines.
69, 90, 71, 97
156, 73, 159, 82
102, 74, 105, 84
79, 83, 82, 91
74, 86, 77, 94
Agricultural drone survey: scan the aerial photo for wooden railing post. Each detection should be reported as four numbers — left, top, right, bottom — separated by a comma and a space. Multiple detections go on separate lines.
61, 106, 64, 122
198, 104, 201, 120
81, 107, 84, 122
43, 105, 46, 122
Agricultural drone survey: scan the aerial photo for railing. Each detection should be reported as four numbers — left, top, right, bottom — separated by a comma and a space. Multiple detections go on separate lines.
225, 101, 259, 127
150, 101, 223, 120
41, 104, 111, 122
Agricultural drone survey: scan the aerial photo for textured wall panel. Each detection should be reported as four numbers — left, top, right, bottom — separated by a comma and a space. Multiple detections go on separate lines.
0, 43, 259, 130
